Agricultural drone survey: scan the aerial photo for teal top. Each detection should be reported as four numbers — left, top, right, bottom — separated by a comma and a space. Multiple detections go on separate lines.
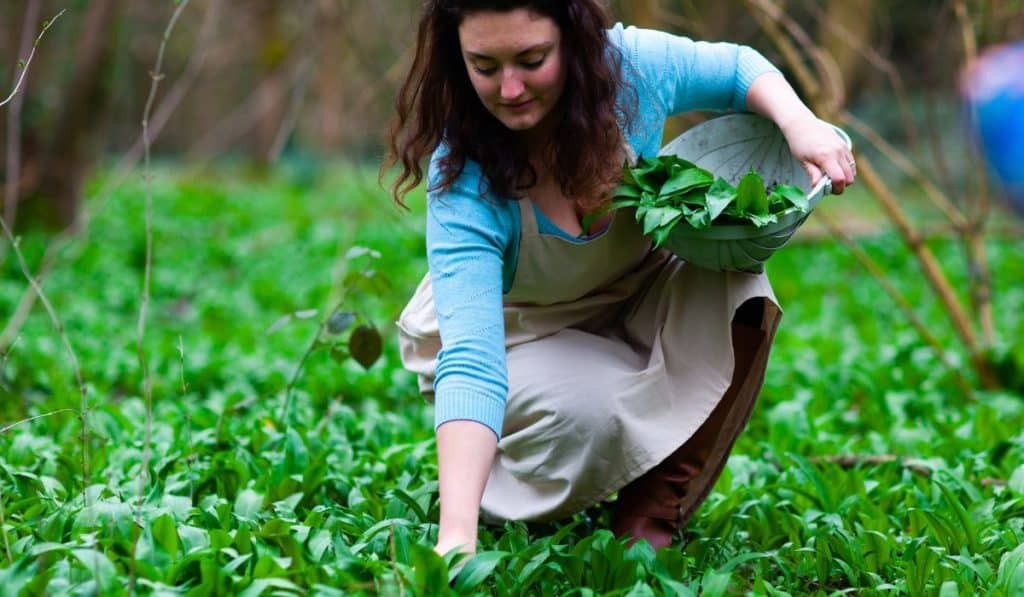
422, 23, 781, 439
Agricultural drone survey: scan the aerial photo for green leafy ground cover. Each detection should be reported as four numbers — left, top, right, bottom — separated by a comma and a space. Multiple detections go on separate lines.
1, 164, 1024, 595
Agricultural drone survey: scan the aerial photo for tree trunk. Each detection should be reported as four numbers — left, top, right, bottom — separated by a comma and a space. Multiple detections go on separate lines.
18, 0, 120, 231
253, 0, 287, 163
2, 0, 43, 231
315, 0, 345, 152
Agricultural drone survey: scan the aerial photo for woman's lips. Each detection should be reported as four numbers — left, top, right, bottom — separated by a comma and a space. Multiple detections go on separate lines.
502, 99, 535, 112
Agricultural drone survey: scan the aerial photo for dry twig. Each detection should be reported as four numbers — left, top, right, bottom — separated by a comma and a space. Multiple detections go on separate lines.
0, 9, 66, 109
817, 211, 975, 398
0, 0, 223, 355
812, 454, 1005, 487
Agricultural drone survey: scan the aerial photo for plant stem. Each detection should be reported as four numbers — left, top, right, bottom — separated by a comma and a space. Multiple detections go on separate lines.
0, 480, 11, 564
179, 335, 196, 502
130, 1, 192, 593
0, 0, 223, 353
135, 0, 191, 513
280, 324, 325, 423
0, 409, 78, 434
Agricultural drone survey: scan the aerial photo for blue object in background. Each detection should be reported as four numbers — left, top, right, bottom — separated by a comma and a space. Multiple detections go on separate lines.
963, 42, 1024, 215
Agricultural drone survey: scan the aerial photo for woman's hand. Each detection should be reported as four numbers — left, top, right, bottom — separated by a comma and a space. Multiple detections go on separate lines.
434, 534, 477, 558
744, 72, 856, 194
778, 115, 856, 194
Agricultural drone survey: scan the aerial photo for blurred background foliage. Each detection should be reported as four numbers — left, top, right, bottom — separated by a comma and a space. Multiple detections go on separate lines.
0, 1, 1022, 390
0, 0, 1022, 229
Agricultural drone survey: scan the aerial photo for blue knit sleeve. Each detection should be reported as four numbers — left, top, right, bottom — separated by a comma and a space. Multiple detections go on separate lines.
611, 23, 780, 115
426, 152, 515, 439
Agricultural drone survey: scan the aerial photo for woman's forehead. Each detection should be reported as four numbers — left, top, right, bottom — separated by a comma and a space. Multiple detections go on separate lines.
457, 9, 560, 57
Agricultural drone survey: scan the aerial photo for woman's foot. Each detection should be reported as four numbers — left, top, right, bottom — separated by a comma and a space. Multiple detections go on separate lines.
609, 449, 702, 549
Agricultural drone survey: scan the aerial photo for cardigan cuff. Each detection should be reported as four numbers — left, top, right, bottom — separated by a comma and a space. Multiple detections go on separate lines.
433, 387, 505, 440
735, 48, 782, 111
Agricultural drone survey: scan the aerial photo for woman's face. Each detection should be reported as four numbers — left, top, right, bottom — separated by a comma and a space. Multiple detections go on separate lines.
457, 9, 567, 134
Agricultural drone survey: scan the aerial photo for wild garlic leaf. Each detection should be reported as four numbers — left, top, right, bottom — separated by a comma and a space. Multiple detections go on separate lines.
612, 183, 643, 200
684, 208, 711, 229
659, 164, 714, 198
736, 170, 768, 215
672, 188, 710, 208
747, 212, 778, 228
705, 177, 737, 221
628, 158, 664, 191
651, 223, 676, 248
642, 206, 684, 235
772, 183, 810, 211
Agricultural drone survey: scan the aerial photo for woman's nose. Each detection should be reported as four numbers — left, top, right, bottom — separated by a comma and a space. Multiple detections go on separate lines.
500, 73, 525, 100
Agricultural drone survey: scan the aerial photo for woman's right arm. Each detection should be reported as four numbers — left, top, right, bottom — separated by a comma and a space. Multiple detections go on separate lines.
424, 157, 515, 555
434, 420, 498, 555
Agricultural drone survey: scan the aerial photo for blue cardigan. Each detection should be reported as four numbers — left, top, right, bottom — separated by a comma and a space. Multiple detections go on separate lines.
418, 23, 781, 439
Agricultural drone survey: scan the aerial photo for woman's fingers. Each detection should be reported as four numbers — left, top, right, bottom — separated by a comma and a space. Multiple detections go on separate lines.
809, 152, 856, 194
826, 158, 848, 194
803, 162, 824, 188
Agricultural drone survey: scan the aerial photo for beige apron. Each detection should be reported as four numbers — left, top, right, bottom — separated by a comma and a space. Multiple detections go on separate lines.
397, 198, 781, 523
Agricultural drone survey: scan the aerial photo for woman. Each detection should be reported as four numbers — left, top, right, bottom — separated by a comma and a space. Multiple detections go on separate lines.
384, 0, 855, 556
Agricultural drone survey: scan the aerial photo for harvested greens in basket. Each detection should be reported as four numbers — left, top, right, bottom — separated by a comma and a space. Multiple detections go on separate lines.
607, 155, 809, 247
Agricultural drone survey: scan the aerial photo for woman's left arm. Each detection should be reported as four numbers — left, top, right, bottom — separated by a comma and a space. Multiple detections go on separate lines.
744, 72, 856, 194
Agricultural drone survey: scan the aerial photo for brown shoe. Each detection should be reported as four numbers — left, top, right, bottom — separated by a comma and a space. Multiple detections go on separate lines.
610, 444, 702, 549
610, 314, 769, 549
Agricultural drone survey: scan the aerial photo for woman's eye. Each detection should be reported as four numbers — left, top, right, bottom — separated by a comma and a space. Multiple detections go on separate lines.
473, 65, 497, 76
522, 57, 545, 69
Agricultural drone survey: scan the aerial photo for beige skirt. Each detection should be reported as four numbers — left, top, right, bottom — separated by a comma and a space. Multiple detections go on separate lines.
477, 250, 780, 523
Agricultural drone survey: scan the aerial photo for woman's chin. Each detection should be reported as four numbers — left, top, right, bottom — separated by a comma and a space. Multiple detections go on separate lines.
499, 116, 540, 131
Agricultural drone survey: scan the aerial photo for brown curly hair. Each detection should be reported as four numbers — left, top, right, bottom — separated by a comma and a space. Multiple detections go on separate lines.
383, 0, 635, 213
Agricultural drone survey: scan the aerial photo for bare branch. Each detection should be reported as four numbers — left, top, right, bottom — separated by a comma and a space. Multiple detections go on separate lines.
186, 54, 313, 160
268, 63, 313, 162
800, 0, 923, 154
855, 156, 999, 387
811, 454, 1004, 487
840, 112, 969, 230
745, 0, 821, 106
0, 3, 87, 507
264, 1, 318, 162
112, 0, 224, 180
817, 211, 976, 398
0, 0, 225, 356
0, 9, 66, 108
953, 0, 996, 346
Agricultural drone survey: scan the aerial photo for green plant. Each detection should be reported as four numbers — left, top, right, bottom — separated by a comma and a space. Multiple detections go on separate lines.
605, 156, 808, 246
